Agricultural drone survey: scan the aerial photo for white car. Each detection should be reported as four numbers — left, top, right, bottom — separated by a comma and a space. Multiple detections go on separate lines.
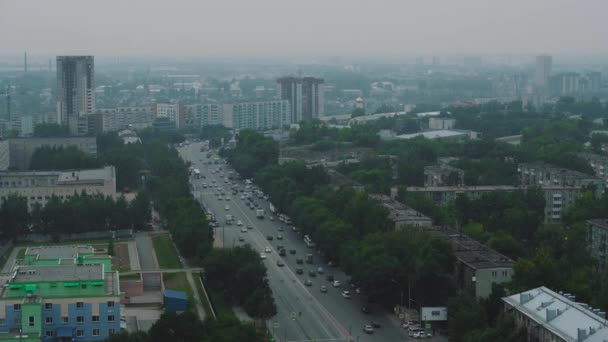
333, 280, 341, 288
240, 227, 247, 233
237, 220, 243, 226
224, 205, 230, 210
260, 253, 266, 259
265, 247, 272, 253
341, 290, 351, 299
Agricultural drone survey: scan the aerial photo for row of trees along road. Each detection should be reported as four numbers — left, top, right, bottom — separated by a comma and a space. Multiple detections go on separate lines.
223, 129, 457, 308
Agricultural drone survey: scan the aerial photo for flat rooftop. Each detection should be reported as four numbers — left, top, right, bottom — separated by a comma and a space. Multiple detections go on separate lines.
396, 130, 469, 140
25, 245, 94, 260
503, 286, 608, 342
587, 219, 608, 229
57, 166, 114, 184
519, 162, 600, 180
371, 194, 432, 223
406, 185, 583, 192
425, 226, 514, 269
12, 264, 104, 283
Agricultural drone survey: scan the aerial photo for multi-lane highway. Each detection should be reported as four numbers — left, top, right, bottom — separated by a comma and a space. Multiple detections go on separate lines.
179, 142, 411, 342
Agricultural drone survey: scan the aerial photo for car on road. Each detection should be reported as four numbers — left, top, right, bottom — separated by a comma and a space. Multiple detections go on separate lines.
304, 279, 312, 287
317, 267, 324, 274
276, 260, 284, 267
370, 321, 381, 329
363, 325, 374, 334
237, 220, 243, 226
355, 287, 362, 294
238, 236, 245, 242
361, 306, 370, 314
296, 258, 303, 264
332, 280, 341, 287
296, 267, 303, 274
269, 216, 274, 221
341, 290, 351, 298
308, 270, 316, 277
277, 234, 283, 240
266, 235, 273, 241
289, 249, 296, 255
224, 205, 230, 210
277, 226, 283, 232
278, 249, 286, 256
240, 228, 247, 233
264, 247, 272, 253
320, 285, 328, 293
260, 253, 266, 259
246, 225, 253, 230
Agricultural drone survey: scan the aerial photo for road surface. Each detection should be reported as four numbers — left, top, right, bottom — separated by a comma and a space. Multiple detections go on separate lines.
180, 142, 415, 342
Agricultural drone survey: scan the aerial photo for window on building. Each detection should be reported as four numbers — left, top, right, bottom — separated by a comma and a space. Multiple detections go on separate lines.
92, 315, 99, 322
107, 301, 115, 308
28, 316, 34, 327
45, 317, 53, 324
13, 304, 21, 311
46, 331, 54, 337
107, 315, 115, 322
93, 328, 100, 336
109, 328, 116, 335
44, 303, 52, 310
491, 271, 497, 278
76, 316, 84, 323
76, 302, 84, 308
76, 330, 84, 337
62, 316, 68, 323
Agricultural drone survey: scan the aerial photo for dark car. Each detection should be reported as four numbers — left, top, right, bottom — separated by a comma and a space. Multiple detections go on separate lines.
370, 321, 381, 329
362, 306, 371, 314
276, 260, 284, 267
289, 249, 296, 255
326, 274, 334, 282
296, 267, 303, 274
308, 270, 316, 277
304, 279, 312, 287
296, 258, 303, 265
278, 249, 286, 256
266, 235, 273, 241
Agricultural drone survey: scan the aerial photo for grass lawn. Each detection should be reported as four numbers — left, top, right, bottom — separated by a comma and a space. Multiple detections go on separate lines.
207, 289, 237, 321
163, 272, 194, 311
191, 272, 212, 319
152, 234, 182, 269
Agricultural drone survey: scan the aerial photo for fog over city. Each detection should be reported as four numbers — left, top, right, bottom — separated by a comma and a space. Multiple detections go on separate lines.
1, 0, 608, 57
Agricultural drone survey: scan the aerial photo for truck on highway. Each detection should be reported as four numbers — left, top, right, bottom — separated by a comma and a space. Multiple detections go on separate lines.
256, 209, 265, 219
225, 214, 234, 225
193, 169, 201, 178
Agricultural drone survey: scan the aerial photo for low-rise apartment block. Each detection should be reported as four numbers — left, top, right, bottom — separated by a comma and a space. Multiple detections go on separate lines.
0, 245, 121, 341
518, 162, 604, 195
0, 137, 97, 171
0, 166, 116, 209
503, 286, 608, 342
88, 107, 154, 133
405, 185, 582, 224
424, 164, 464, 187
424, 226, 513, 298
371, 194, 432, 228
577, 152, 608, 184
587, 219, 608, 271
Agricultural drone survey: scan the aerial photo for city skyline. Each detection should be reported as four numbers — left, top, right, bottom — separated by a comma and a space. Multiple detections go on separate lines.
1, 0, 607, 57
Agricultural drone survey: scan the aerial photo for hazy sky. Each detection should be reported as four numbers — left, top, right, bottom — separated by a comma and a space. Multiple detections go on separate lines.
1, 0, 607, 57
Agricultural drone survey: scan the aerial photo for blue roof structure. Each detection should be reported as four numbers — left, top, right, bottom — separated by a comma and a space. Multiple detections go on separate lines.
164, 289, 187, 300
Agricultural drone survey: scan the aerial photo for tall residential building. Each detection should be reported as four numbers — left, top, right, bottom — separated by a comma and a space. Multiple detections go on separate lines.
277, 76, 324, 122
56, 56, 95, 136
535, 55, 552, 96
154, 104, 183, 128
0, 245, 121, 341
222, 100, 290, 130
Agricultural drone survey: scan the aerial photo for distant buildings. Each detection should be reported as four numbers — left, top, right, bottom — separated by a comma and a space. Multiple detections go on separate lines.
503, 286, 608, 342
154, 104, 182, 127
405, 185, 584, 223
88, 107, 154, 133
393, 130, 478, 141
577, 153, 608, 184
222, 100, 291, 130
0, 137, 97, 171
587, 219, 608, 271
56, 56, 95, 136
535, 55, 552, 96
428, 117, 456, 130
277, 77, 324, 122
371, 194, 433, 229
0, 166, 117, 209
0, 245, 121, 341
518, 162, 604, 195
424, 164, 464, 187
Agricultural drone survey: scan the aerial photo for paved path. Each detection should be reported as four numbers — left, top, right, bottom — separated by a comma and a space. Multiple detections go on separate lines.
186, 272, 207, 321
1, 246, 22, 273
127, 240, 141, 270
121, 267, 204, 275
